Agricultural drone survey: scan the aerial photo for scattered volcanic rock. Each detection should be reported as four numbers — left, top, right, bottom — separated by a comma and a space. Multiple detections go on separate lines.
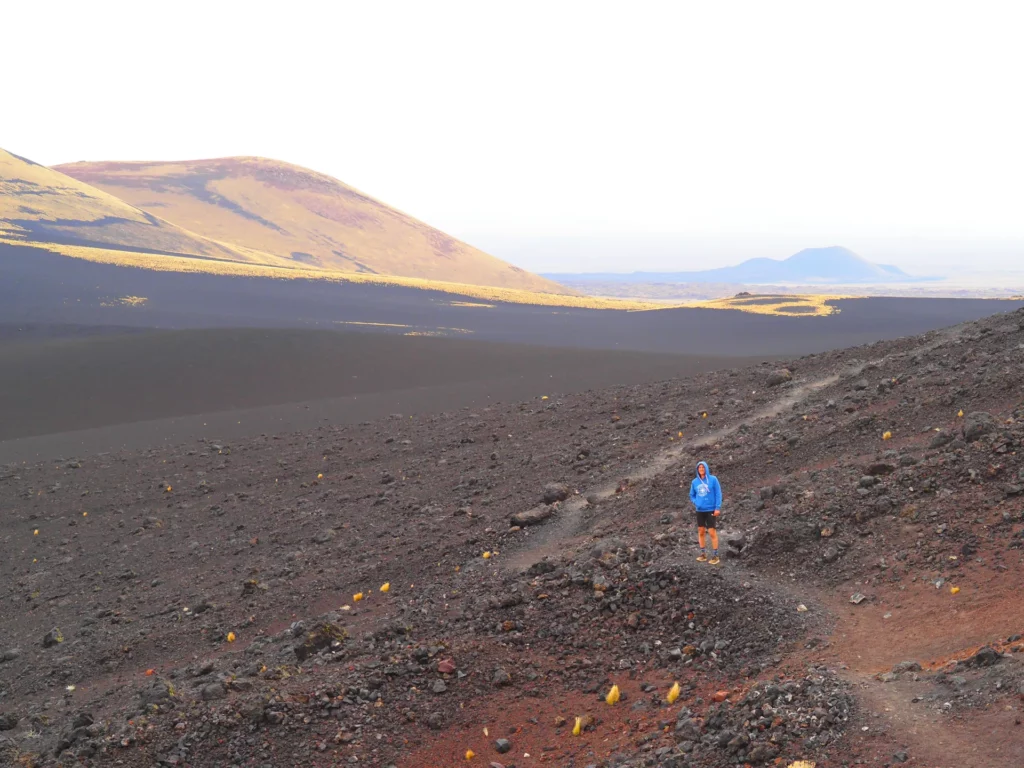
1, 306, 1024, 767
542, 482, 571, 504
963, 411, 998, 442
510, 505, 555, 526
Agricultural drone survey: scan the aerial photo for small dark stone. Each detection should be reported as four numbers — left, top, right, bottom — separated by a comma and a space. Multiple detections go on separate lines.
542, 483, 570, 504
510, 506, 554, 527
972, 646, 1001, 667
140, 681, 173, 705
494, 738, 512, 754
201, 683, 226, 701
963, 412, 997, 442
42, 628, 63, 648
293, 622, 347, 661
524, 560, 556, 576
747, 744, 777, 763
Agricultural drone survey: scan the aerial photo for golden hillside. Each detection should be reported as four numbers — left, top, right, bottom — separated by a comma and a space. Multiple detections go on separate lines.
55, 156, 568, 294
0, 149, 294, 267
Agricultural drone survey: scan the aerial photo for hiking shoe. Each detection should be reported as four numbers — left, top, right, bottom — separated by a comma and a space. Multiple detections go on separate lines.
696, 553, 708, 562
708, 556, 721, 565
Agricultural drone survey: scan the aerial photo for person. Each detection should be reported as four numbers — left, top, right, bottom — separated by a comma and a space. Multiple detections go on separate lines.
688, 461, 722, 564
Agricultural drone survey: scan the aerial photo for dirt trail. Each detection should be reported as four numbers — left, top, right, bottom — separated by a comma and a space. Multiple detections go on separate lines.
498, 322, 977, 574
820, 574, 1024, 768
496, 318, 1020, 767
500, 370, 843, 572
825, 574, 1024, 675
853, 675, 1024, 768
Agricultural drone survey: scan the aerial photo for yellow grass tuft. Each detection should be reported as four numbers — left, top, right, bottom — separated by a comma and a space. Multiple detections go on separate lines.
100, 296, 148, 307
684, 293, 847, 317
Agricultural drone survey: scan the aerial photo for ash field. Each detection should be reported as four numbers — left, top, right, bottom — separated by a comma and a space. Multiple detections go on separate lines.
2, 240, 1022, 463
2, 265, 1024, 767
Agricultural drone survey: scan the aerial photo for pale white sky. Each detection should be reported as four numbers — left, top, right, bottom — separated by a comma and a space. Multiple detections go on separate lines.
6, 1, 1024, 274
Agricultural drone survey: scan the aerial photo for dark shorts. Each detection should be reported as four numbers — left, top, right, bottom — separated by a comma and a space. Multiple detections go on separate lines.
696, 511, 717, 529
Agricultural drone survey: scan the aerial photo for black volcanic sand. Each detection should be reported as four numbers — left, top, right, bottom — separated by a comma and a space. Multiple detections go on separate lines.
2, 308, 1024, 768
4, 244, 1023, 356
0, 329, 755, 462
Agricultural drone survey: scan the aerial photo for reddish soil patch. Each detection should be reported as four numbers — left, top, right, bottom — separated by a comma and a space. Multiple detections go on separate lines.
857, 678, 1024, 768
402, 677, 668, 767
823, 566, 1024, 674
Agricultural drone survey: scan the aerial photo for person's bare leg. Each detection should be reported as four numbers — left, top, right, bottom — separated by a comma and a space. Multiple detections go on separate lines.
709, 529, 719, 551
697, 526, 707, 561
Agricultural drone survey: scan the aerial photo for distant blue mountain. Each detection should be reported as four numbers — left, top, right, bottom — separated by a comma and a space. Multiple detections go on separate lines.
544, 246, 934, 284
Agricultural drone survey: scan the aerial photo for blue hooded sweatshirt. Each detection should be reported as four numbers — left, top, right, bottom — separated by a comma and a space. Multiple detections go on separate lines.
689, 461, 722, 513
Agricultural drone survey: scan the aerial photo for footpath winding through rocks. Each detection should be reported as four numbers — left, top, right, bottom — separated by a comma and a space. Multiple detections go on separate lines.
499, 370, 845, 575
2, 309, 1023, 767
463, 318, 1023, 768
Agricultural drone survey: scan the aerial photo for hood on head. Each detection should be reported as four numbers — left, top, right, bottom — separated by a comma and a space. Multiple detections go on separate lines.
696, 461, 709, 478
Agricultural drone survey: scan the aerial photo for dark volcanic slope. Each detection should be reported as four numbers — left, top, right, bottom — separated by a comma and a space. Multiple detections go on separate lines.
3, 244, 1021, 356
1, 307, 1023, 768
0, 329, 747, 450
52, 155, 567, 293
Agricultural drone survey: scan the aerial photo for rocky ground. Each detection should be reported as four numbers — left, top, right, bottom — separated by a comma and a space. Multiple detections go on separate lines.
1, 307, 1023, 768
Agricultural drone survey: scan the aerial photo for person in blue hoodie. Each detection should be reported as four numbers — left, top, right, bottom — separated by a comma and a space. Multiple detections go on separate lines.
688, 461, 722, 564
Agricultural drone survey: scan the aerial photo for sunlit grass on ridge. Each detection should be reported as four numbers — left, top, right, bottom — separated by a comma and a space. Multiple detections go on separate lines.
683, 293, 846, 317
2, 235, 850, 316
0, 237, 671, 310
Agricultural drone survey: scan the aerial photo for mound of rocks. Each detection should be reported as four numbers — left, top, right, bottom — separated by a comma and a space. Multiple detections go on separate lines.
671, 672, 852, 766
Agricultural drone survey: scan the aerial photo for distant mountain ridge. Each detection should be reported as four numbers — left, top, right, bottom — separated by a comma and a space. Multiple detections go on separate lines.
544, 246, 933, 284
